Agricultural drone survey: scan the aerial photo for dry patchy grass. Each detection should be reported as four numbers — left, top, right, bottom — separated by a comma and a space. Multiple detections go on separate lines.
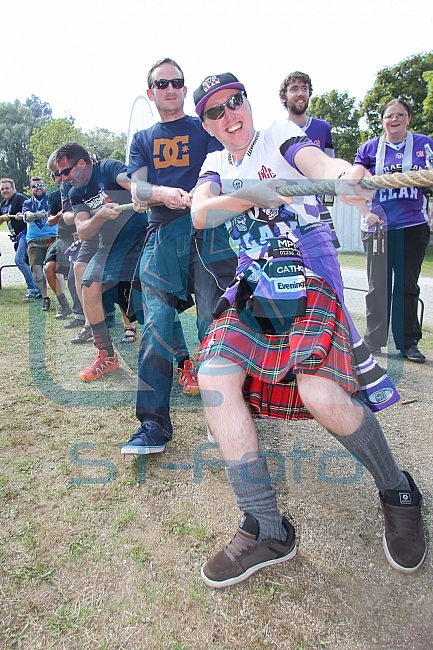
0, 286, 432, 650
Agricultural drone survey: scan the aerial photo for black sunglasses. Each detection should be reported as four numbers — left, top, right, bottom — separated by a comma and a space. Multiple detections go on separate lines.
31, 183, 45, 189
152, 78, 184, 90
58, 163, 77, 177
202, 91, 246, 121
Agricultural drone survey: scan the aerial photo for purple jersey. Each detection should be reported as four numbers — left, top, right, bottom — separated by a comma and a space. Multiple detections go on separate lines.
302, 116, 334, 158
354, 132, 433, 231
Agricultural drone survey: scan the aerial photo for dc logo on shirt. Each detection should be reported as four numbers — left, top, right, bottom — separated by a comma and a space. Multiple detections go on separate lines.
233, 180, 243, 190
153, 136, 190, 169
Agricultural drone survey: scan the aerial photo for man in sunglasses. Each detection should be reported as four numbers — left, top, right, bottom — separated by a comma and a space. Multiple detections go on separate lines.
279, 70, 339, 247
190, 73, 426, 588
122, 57, 237, 455
20, 177, 58, 311
55, 142, 148, 381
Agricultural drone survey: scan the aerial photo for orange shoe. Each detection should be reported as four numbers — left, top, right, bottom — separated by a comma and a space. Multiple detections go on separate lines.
78, 349, 119, 381
178, 359, 199, 395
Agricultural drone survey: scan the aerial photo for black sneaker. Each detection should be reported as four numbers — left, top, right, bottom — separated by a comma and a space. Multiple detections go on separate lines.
401, 345, 426, 364
201, 513, 296, 588
379, 471, 427, 574
41, 297, 51, 312
120, 421, 167, 455
55, 302, 72, 320
23, 291, 42, 302
64, 317, 85, 329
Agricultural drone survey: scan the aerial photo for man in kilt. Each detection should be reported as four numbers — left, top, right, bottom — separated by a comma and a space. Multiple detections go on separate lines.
191, 73, 427, 588
55, 143, 148, 381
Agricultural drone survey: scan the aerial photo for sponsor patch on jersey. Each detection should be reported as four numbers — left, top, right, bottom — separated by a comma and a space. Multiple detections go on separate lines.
416, 150, 425, 157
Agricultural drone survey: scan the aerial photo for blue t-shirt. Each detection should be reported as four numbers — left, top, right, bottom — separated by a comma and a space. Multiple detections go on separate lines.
127, 115, 222, 230
69, 159, 147, 247
23, 193, 58, 242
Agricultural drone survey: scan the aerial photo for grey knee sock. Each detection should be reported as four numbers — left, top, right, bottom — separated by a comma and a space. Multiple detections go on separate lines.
226, 457, 286, 542
328, 401, 410, 494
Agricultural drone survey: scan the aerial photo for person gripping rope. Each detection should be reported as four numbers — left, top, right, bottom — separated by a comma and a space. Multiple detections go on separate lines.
190, 73, 426, 588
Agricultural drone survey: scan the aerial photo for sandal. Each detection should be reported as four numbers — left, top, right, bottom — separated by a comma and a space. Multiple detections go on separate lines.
121, 326, 137, 344
71, 324, 93, 344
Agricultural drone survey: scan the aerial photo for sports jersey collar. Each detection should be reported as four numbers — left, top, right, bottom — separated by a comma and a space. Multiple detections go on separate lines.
376, 132, 413, 175
227, 131, 260, 166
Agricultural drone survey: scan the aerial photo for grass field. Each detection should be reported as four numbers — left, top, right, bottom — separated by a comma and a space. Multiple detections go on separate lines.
1, 285, 432, 650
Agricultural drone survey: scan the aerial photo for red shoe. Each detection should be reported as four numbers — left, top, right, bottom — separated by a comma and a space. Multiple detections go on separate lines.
78, 349, 119, 382
178, 360, 199, 395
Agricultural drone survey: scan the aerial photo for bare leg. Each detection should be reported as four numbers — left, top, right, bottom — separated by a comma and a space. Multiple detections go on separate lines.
74, 262, 89, 325
296, 374, 363, 436
199, 357, 259, 464
31, 264, 47, 298
198, 356, 286, 542
81, 282, 105, 324
45, 260, 66, 296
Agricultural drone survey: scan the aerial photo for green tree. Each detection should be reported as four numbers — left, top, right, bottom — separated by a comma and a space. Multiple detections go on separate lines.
422, 70, 433, 135
309, 90, 361, 162
362, 51, 433, 137
0, 97, 51, 192
29, 117, 85, 184
83, 127, 127, 162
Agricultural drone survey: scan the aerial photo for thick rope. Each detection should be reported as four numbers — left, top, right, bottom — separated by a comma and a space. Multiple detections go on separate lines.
108, 169, 433, 216
278, 169, 433, 197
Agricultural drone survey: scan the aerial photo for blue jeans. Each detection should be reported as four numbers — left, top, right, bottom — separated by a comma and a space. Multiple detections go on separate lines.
136, 227, 223, 437
14, 236, 38, 292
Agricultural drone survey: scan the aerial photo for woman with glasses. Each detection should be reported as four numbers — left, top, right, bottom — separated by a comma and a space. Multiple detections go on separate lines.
354, 98, 433, 362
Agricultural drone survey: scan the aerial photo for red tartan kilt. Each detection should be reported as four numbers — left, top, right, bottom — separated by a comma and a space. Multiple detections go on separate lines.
199, 276, 360, 421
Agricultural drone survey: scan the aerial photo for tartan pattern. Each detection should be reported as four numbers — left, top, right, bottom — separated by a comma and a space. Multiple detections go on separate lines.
45, 237, 75, 274
82, 234, 145, 286
198, 276, 360, 420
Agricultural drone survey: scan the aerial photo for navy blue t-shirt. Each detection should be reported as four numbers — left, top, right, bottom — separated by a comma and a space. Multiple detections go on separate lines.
69, 159, 147, 247
127, 115, 222, 230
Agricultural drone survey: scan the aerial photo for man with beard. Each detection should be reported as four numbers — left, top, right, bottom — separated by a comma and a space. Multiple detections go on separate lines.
279, 71, 339, 246
21, 177, 58, 311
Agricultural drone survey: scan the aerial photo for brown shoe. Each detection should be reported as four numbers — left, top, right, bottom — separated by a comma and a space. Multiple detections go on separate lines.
379, 471, 427, 573
201, 513, 296, 588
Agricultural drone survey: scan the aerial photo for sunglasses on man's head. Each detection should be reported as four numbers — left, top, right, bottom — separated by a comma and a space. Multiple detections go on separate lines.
202, 91, 246, 121
31, 183, 45, 189
152, 78, 184, 90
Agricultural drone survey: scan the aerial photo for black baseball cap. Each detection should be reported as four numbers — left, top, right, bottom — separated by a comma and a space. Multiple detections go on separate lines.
194, 73, 245, 117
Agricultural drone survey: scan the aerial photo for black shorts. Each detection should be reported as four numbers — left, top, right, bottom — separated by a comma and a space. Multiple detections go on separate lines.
75, 238, 99, 264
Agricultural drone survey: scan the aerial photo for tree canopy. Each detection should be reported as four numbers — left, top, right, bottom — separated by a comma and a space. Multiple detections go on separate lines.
309, 90, 361, 162
0, 97, 51, 192
29, 117, 86, 184
361, 51, 433, 137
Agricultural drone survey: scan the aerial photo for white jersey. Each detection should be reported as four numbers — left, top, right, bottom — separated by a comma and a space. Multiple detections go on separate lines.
198, 120, 320, 259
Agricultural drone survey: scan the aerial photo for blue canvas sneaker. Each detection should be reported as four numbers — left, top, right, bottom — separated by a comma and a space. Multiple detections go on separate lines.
121, 421, 167, 455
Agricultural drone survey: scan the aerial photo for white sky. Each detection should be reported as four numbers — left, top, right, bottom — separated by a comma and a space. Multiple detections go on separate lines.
4, 0, 433, 135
